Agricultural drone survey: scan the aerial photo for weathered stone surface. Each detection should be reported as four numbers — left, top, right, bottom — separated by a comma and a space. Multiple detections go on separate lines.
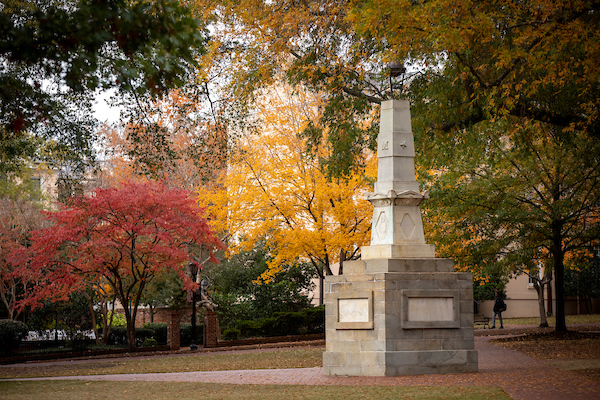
390, 339, 442, 352
323, 265, 478, 376
344, 260, 365, 274
362, 244, 436, 260
435, 258, 455, 272
442, 338, 475, 350
322, 100, 476, 377
322, 351, 346, 366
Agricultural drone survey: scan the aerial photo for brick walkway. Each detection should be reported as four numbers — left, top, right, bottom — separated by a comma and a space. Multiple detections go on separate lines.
7, 334, 600, 400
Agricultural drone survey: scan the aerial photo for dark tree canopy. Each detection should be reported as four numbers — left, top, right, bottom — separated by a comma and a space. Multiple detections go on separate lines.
196, 0, 600, 177
0, 0, 206, 173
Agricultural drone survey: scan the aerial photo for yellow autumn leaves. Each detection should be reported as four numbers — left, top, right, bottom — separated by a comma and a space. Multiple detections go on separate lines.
197, 87, 376, 280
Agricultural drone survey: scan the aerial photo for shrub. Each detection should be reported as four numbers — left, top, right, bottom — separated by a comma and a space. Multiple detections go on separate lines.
302, 305, 325, 333
142, 323, 167, 344
67, 331, 90, 351
107, 322, 204, 347
107, 327, 154, 346
236, 319, 260, 338
0, 319, 29, 355
180, 323, 204, 346
142, 338, 158, 347
222, 327, 241, 340
207, 242, 316, 332
228, 306, 325, 339
140, 322, 203, 346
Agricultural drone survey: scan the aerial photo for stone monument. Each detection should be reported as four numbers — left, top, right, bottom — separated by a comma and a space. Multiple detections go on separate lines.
322, 99, 478, 376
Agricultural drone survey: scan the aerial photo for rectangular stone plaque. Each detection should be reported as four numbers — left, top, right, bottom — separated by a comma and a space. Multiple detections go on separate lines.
332, 291, 374, 330
401, 290, 460, 329
407, 297, 454, 321
338, 298, 370, 323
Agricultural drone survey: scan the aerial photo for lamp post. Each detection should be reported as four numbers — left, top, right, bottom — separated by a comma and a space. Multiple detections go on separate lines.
189, 261, 199, 350
388, 61, 406, 98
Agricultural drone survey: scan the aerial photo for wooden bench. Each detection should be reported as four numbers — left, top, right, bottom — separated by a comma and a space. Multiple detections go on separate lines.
474, 314, 490, 329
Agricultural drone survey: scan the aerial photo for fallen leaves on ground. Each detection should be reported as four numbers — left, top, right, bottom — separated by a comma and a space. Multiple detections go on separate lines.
492, 331, 600, 382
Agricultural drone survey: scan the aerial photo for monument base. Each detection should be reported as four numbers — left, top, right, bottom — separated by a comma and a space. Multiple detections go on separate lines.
361, 244, 436, 259
323, 258, 478, 376
323, 350, 478, 376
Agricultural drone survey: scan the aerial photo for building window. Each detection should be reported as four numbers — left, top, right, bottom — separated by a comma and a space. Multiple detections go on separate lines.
528, 269, 543, 287
30, 177, 41, 200
30, 177, 41, 190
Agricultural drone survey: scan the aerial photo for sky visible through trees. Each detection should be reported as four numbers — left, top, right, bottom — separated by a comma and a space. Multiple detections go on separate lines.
1, 0, 598, 336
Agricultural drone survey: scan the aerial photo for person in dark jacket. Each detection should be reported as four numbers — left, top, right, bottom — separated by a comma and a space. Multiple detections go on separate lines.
491, 290, 505, 329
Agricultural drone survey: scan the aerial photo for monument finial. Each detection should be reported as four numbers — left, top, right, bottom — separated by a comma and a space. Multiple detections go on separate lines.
387, 62, 406, 99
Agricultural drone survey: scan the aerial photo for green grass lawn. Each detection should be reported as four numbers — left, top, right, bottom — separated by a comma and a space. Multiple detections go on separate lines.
502, 314, 600, 326
0, 349, 324, 379
0, 381, 511, 400
474, 313, 600, 329
0, 348, 511, 399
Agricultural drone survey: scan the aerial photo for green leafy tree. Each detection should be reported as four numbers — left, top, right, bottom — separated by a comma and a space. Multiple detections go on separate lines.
193, 0, 386, 178
565, 256, 600, 314
0, 0, 206, 173
193, 1, 599, 178
139, 269, 187, 322
27, 291, 98, 340
421, 122, 600, 331
204, 241, 316, 331
351, 0, 600, 332
195, 1, 600, 334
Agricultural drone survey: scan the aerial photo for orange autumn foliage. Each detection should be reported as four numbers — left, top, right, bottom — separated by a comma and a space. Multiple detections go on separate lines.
99, 89, 227, 191
197, 87, 376, 281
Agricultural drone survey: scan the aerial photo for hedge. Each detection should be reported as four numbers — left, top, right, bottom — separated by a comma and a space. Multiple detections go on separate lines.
0, 319, 29, 355
140, 323, 202, 346
107, 327, 155, 346
228, 306, 324, 339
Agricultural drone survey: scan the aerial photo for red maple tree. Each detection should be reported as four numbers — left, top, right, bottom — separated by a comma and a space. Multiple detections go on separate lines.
13, 181, 223, 350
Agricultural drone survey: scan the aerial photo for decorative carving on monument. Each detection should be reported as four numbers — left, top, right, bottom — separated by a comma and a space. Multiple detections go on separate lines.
400, 214, 416, 239
361, 100, 435, 258
323, 98, 477, 377
376, 211, 389, 241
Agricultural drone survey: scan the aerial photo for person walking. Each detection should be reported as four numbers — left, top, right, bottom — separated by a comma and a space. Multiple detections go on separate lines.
491, 290, 506, 329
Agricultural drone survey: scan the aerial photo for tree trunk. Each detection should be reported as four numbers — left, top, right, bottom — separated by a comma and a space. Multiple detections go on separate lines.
126, 317, 137, 351
311, 259, 326, 306
86, 293, 100, 345
533, 280, 549, 327
124, 282, 143, 351
123, 299, 137, 351
100, 301, 115, 345
552, 221, 568, 333
0, 289, 14, 320
1, 277, 21, 320
319, 273, 324, 306
120, 295, 137, 351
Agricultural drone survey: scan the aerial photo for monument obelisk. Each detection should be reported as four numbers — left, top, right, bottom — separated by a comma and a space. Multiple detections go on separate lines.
322, 100, 478, 376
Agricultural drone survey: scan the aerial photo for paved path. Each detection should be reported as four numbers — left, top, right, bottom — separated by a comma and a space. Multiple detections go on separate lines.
6, 335, 600, 400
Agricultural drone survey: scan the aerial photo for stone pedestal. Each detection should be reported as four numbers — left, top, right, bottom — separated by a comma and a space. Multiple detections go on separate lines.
323, 259, 478, 376
322, 99, 477, 376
